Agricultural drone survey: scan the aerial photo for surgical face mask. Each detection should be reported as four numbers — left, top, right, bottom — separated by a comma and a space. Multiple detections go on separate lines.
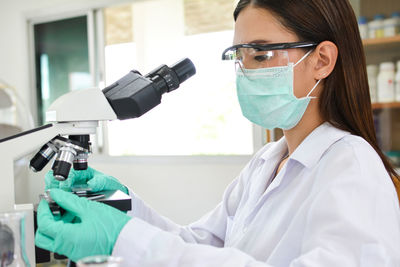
236, 50, 321, 130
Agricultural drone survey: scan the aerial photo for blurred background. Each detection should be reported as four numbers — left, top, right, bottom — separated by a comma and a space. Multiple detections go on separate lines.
0, 0, 260, 228
0, 0, 400, 230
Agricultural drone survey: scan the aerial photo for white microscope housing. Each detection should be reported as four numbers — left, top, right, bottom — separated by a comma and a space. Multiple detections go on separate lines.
0, 58, 195, 265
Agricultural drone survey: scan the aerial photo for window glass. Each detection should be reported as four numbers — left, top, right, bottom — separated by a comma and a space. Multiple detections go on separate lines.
34, 16, 90, 124
104, 1, 253, 156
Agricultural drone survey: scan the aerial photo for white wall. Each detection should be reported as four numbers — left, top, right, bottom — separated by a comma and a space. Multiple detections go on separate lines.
349, 0, 361, 17
91, 157, 246, 224
25, 156, 247, 224
0, 0, 249, 225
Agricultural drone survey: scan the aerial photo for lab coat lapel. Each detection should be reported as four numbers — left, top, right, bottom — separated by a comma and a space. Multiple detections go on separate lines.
252, 123, 350, 217
290, 122, 350, 169
257, 137, 288, 196
246, 138, 289, 220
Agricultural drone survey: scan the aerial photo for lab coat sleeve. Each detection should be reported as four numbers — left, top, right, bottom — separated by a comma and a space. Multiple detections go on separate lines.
112, 157, 275, 266
112, 138, 400, 267
123, 159, 252, 247
112, 217, 272, 267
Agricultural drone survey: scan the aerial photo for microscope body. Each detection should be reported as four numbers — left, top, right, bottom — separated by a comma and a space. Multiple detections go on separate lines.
0, 58, 196, 265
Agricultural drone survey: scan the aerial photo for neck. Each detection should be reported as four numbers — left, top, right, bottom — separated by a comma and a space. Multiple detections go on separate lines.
283, 100, 324, 155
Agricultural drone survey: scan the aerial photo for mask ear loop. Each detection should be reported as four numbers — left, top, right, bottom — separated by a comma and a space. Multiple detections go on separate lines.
306, 79, 322, 99
293, 49, 321, 99
293, 49, 313, 67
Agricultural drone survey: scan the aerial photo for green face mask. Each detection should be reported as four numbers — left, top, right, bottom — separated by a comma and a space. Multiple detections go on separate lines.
236, 51, 321, 130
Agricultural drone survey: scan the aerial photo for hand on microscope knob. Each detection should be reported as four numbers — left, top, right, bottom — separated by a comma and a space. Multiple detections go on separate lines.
45, 167, 129, 194
35, 188, 131, 262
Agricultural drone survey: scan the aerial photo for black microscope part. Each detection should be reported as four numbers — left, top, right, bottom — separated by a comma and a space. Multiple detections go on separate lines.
30, 149, 50, 172
29, 143, 57, 172
103, 58, 196, 120
73, 161, 88, 171
52, 160, 71, 181
29, 153, 46, 172
69, 135, 90, 150
170, 58, 197, 84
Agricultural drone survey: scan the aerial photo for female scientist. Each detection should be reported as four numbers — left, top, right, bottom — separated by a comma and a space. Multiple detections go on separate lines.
35, 0, 400, 266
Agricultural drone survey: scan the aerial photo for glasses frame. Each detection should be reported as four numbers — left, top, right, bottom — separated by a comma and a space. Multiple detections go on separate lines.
221, 41, 318, 60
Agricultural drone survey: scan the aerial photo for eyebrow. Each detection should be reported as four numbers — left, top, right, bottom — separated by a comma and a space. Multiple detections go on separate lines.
248, 39, 272, 44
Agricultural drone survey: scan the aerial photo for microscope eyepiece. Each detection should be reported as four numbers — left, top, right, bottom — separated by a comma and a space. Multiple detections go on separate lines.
171, 58, 196, 84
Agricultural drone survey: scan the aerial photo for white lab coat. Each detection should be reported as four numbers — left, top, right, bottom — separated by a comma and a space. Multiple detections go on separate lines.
112, 122, 400, 267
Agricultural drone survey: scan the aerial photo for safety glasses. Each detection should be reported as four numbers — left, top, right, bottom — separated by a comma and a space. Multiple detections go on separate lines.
221, 41, 318, 70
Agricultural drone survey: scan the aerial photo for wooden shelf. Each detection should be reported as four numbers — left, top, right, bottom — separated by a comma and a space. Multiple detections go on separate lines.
372, 102, 400, 110
363, 35, 400, 46
363, 36, 400, 51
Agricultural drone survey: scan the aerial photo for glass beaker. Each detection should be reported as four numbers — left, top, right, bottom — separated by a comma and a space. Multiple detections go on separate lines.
0, 212, 29, 267
77, 255, 122, 267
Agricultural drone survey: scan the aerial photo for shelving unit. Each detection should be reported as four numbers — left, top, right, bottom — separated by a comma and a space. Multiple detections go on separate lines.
372, 102, 400, 110
363, 35, 400, 55
363, 35, 400, 47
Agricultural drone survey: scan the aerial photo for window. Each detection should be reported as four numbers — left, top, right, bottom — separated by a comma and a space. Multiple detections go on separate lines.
30, 1, 262, 157
103, 0, 255, 156
33, 16, 91, 124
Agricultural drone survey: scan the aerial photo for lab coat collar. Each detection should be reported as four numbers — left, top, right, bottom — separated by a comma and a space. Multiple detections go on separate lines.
259, 122, 350, 169
290, 122, 350, 169
260, 137, 288, 162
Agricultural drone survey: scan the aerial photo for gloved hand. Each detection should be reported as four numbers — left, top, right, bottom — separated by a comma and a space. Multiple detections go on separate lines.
45, 167, 129, 194
35, 189, 131, 262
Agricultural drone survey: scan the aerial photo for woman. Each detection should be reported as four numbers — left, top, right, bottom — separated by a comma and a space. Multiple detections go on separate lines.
35, 0, 400, 266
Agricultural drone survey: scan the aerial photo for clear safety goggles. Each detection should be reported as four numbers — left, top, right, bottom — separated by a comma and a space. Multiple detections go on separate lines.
221, 41, 318, 70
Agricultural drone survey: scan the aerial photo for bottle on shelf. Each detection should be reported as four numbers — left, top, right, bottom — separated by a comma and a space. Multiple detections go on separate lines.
378, 62, 395, 103
369, 14, 385, 38
395, 60, 400, 101
358, 16, 369, 39
367, 64, 378, 103
384, 12, 400, 37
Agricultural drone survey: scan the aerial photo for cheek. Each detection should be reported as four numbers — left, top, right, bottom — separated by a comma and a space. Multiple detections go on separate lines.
293, 65, 316, 98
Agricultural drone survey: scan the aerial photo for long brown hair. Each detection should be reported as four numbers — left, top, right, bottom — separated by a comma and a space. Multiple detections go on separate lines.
234, 0, 400, 192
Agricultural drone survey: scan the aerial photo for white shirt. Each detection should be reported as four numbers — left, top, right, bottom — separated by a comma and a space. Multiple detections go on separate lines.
113, 122, 400, 267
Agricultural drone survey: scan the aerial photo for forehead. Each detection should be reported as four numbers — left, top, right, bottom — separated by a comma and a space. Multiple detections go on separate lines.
233, 5, 298, 45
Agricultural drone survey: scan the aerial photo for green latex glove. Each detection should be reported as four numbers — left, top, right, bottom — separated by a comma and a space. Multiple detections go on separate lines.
35, 189, 131, 262
45, 167, 129, 194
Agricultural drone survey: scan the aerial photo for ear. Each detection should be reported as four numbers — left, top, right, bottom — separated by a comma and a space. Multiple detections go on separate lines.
312, 41, 338, 80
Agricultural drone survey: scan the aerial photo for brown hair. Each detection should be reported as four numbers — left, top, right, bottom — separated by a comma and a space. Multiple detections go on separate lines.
234, 0, 400, 193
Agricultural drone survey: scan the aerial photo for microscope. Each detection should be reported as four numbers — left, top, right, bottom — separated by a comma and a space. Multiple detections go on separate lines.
0, 58, 196, 265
